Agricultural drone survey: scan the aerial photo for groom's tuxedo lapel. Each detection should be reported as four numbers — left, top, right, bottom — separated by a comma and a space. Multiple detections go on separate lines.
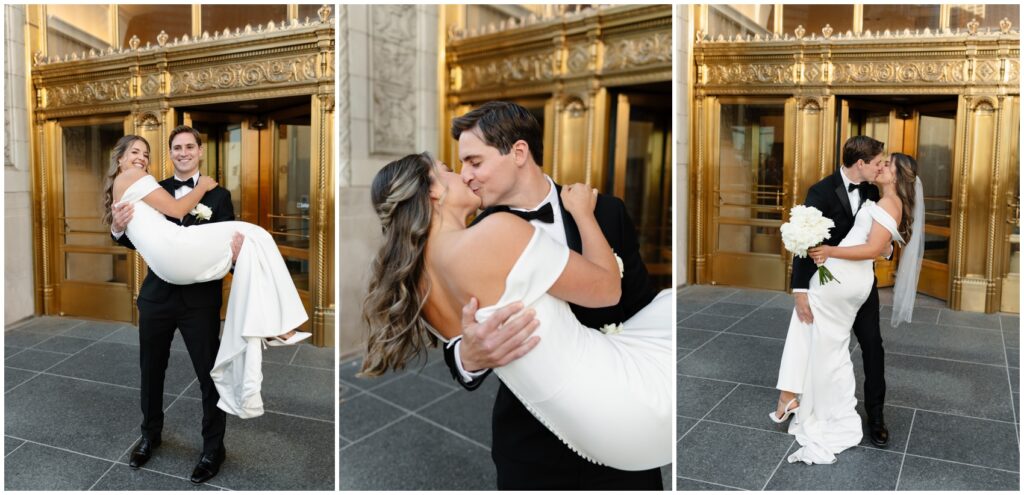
832, 171, 855, 220
553, 184, 583, 253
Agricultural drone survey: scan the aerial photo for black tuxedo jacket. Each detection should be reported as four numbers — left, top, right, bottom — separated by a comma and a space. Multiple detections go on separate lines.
114, 176, 235, 308
444, 182, 658, 469
791, 169, 880, 290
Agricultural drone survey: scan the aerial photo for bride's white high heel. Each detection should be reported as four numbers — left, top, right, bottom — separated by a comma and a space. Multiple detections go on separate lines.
265, 331, 312, 347
770, 397, 800, 423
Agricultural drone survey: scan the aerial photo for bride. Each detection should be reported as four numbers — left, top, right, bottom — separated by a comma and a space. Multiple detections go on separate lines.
103, 134, 309, 418
771, 153, 922, 464
360, 152, 672, 471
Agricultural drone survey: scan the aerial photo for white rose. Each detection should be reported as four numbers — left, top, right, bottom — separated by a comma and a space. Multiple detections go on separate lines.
600, 323, 624, 335
614, 253, 624, 278
190, 204, 213, 221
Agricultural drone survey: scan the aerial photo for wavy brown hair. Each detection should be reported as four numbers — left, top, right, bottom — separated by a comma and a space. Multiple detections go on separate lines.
101, 135, 151, 226
360, 152, 439, 376
889, 152, 919, 242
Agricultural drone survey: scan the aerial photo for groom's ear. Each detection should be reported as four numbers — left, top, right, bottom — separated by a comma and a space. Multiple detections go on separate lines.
510, 140, 530, 167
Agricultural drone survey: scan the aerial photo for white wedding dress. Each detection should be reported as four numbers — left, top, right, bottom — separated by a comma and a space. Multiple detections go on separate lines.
776, 200, 903, 464
470, 227, 673, 471
119, 174, 308, 419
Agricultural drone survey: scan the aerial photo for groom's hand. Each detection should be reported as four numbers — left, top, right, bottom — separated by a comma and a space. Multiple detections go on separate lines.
459, 298, 540, 372
794, 292, 814, 324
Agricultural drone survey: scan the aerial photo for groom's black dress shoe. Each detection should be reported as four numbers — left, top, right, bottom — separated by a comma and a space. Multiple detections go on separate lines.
190, 449, 225, 484
128, 437, 160, 469
868, 419, 890, 447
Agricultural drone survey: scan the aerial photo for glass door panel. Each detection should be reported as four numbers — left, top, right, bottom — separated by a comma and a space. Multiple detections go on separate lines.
610, 93, 672, 289
58, 120, 135, 321
916, 111, 956, 300
710, 101, 786, 290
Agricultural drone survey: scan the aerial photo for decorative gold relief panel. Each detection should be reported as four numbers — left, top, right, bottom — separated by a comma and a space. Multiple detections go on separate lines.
170, 55, 318, 95
602, 31, 671, 71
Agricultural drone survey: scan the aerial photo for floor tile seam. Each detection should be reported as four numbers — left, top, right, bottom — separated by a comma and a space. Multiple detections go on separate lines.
271, 360, 335, 372
678, 373, 771, 389
4, 435, 123, 464
695, 418, 794, 438
934, 315, 1005, 332
900, 451, 1021, 474
4, 347, 28, 359
893, 404, 1018, 426
37, 333, 144, 378
287, 345, 301, 366
350, 385, 491, 451
403, 367, 461, 392
405, 387, 461, 415
87, 461, 121, 491
338, 411, 414, 450
761, 438, 796, 491
1001, 329, 1021, 430
676, 475, 748, 491
170, 395, 334, 424
2, 368, 42, 394
884, 349, 1010, 369
719, 329, 786, 342
894, 409, 916, 490
698, 383, 741, 422
678, 418, 701, 440
7, 369, 143, 392
113, 461, 231, 490
4, 439, 27, 458
6, 346, 74, 358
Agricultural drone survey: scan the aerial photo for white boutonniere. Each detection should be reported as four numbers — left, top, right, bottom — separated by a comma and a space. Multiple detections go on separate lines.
614, 253, 624, 278
190, 204, 213, 222
600, 323, 624, 335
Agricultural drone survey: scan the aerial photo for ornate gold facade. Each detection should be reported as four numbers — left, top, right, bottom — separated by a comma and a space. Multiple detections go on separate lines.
443, 4, 674, 287
689, 7, 1020, 313
28, 6, 336, 345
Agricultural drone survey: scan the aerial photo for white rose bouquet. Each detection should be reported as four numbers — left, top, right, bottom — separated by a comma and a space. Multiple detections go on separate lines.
781, 205, 840, 285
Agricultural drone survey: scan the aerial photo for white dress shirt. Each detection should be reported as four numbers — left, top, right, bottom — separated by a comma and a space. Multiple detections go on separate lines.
453, 176, 565, 381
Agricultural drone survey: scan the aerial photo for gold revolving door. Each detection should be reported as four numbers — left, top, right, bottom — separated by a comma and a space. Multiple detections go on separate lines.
30, 11, 336, 344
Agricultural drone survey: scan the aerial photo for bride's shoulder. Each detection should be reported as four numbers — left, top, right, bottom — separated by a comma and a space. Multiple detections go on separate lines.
875, 196, 902, 222
470, 212, 534, 242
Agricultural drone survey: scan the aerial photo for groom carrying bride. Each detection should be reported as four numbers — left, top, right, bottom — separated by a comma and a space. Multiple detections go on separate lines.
440, 101, 663, 489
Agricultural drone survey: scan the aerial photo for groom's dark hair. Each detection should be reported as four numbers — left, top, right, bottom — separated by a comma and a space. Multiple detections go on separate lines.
842, 136, 884, 167
168, 125, 203, 149
451, 101, 543, 166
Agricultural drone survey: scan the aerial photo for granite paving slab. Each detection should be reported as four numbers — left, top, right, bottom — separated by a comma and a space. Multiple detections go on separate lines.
3, 442, 113, 491
765, 445, 902, 490
897, 455, 1020, 491
339, 415, 494, 490
677, 420, 793, 490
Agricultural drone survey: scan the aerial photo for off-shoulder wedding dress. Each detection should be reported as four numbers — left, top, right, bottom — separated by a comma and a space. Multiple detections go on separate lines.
119, 174, 308, 419
464, 227, 673, 471
776, 200, 904, 464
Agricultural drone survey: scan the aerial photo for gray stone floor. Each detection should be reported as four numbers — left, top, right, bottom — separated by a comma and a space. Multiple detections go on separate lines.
339, 347, 672, 490
4, 316, 335, 491
677, 285, 1021, 491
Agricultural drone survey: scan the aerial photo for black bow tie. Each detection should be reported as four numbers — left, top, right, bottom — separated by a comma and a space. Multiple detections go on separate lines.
848, 182, 869, 193
170, 177, 195, 189
493, 202, 554, 224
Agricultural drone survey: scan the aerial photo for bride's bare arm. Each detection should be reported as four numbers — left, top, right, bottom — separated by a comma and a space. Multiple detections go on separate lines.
550, 184, 621, 307
460, 211, 619, 309
113, 168, 217, 220
810, 200, 901, 262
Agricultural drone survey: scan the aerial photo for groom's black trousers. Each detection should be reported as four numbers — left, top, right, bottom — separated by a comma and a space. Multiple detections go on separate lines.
852, 280, 886, 420
138, 291, 226, 456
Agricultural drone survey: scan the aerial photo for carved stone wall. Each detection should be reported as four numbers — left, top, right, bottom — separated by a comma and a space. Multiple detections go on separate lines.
339, 4, 440, 358
5, 4, 36, 324
676, 6, 690, 285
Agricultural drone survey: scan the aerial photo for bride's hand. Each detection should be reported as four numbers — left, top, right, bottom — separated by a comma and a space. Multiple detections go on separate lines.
197, 176, 218, 192
808, 245, 831, 266
560, 183, 597, 217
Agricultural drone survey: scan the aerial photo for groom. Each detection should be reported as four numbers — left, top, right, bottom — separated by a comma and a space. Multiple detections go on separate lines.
792, 135, 890, 447
441, 101, 661, 489
111, 126, 240, 483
